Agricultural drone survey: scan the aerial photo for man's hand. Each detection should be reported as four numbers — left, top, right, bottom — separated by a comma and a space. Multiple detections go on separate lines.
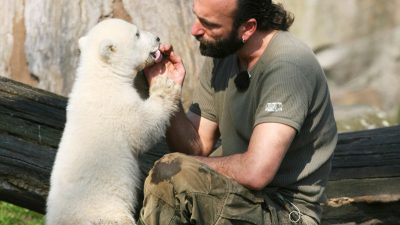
144, 44, 186, 87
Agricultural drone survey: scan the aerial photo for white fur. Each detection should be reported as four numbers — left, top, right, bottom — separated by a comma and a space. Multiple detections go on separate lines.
46, 19, 180, 225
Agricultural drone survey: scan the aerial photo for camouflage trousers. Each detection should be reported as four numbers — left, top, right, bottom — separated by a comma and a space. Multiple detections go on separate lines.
138, 152, 318, 225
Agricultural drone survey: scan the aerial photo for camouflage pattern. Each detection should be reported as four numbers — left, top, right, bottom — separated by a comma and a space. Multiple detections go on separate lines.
138, 153, 318, 225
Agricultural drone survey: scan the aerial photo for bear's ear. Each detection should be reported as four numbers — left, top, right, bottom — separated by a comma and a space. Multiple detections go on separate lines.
99, 39, 116, 62
78, 36, 88, 51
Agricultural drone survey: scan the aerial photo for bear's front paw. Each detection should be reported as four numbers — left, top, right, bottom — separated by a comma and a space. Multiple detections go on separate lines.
150, 75, 181, 105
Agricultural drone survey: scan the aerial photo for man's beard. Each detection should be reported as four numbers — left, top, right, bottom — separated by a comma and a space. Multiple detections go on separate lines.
197, 29, 244, 58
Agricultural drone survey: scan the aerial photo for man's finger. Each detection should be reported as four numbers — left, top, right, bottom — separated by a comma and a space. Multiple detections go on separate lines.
160, 44, 173, 54
168, 51, 182, 64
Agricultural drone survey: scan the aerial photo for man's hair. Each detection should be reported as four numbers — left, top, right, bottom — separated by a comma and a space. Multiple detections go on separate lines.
233, 0, 294, 31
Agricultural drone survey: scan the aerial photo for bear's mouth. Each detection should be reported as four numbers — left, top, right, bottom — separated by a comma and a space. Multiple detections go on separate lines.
150, 49, 163, 63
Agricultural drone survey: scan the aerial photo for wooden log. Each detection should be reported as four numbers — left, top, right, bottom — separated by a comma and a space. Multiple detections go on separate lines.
327, 125, 400, 199
322, 125, 400, 224
0, 76, 65, 213
0, 76, 400, 223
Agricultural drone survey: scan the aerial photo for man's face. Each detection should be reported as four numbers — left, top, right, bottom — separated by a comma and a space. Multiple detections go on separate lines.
197, 26, 244, 58
191, 0, 242, 58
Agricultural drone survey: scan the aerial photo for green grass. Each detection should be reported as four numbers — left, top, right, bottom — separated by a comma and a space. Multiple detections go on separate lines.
0, 201, 44, 225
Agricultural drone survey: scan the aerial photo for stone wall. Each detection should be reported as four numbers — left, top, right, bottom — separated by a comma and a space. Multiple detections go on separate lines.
1, 0, 399, 128
0, 0, 201, 107
280, 0, 400, 129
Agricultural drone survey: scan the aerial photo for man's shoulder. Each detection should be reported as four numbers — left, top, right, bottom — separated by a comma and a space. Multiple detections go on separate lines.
271, 31, 309, 50
263, 31, 321, 72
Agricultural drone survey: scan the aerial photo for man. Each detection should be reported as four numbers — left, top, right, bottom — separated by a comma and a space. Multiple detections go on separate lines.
139, 0, 337, 224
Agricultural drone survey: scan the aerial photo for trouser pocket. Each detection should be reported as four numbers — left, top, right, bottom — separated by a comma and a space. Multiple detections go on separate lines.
262, 194, 309, 225
262, 195, 280, 225
219, 192, 264, 225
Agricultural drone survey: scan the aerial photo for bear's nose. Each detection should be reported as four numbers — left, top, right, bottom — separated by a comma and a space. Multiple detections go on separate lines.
156, 37, 160, 42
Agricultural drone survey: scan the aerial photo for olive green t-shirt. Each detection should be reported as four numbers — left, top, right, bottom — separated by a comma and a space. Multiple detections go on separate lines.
189, 31, 337, 220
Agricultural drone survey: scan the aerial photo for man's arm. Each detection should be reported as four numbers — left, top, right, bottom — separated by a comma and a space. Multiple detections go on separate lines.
195, 122, 296, 190
144, 44, 294, 190
166, 106, 220, 156
144, 44, 220, 156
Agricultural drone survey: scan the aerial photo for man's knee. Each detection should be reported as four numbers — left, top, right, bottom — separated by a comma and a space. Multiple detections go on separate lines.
144, 152, 225, 195
147, 152, 185, 185
145, 153, 202, 186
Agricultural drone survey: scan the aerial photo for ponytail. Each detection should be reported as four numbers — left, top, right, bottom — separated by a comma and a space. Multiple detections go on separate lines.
234, 0, 294, 31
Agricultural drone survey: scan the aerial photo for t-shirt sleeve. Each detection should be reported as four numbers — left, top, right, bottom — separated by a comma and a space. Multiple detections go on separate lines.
254, 61, 313, 132
189, 59, 218, 122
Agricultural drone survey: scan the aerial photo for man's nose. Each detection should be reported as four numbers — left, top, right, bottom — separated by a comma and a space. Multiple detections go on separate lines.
191, 20, 205, 37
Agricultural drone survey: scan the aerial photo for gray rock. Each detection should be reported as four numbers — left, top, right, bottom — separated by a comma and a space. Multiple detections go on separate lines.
1, 0, 399, 127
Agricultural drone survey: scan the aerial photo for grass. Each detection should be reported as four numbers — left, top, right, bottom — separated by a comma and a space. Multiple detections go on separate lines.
0, 201, 44, 225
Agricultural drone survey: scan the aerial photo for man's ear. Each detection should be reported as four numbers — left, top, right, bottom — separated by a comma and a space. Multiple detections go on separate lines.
240, 18, 257, 43
99, 39, 116, 61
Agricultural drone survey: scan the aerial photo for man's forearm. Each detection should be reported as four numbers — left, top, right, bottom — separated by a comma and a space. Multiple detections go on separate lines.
193, 153, 270, 191
166, 103, 204, 155
194, 154, 242, 180
194, 123, 296, 191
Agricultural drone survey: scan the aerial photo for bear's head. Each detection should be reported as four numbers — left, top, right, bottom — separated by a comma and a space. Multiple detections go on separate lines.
78, 18, 162, 77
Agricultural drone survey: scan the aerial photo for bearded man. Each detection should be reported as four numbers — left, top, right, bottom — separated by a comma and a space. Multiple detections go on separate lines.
139, 0, 337, 224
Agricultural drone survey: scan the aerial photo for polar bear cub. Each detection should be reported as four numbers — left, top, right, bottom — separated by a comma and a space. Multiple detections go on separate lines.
46, 18, 180, 225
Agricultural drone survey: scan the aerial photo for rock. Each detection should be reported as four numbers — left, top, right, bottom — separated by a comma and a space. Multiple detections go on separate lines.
0, 0, 399, 126
279, 0, 400, 125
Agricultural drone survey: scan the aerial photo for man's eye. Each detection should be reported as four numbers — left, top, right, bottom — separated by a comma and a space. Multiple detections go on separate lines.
136, 32, 140, 38
201, 21, 220, 29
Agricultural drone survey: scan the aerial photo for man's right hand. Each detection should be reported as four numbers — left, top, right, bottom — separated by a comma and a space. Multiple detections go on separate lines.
144, 44, 186, 88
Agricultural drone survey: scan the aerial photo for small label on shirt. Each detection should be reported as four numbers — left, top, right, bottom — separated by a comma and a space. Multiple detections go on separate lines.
265, 102, 283, 112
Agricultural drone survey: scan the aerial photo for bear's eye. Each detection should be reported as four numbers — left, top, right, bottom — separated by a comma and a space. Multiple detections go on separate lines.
136, 31, 140, 38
